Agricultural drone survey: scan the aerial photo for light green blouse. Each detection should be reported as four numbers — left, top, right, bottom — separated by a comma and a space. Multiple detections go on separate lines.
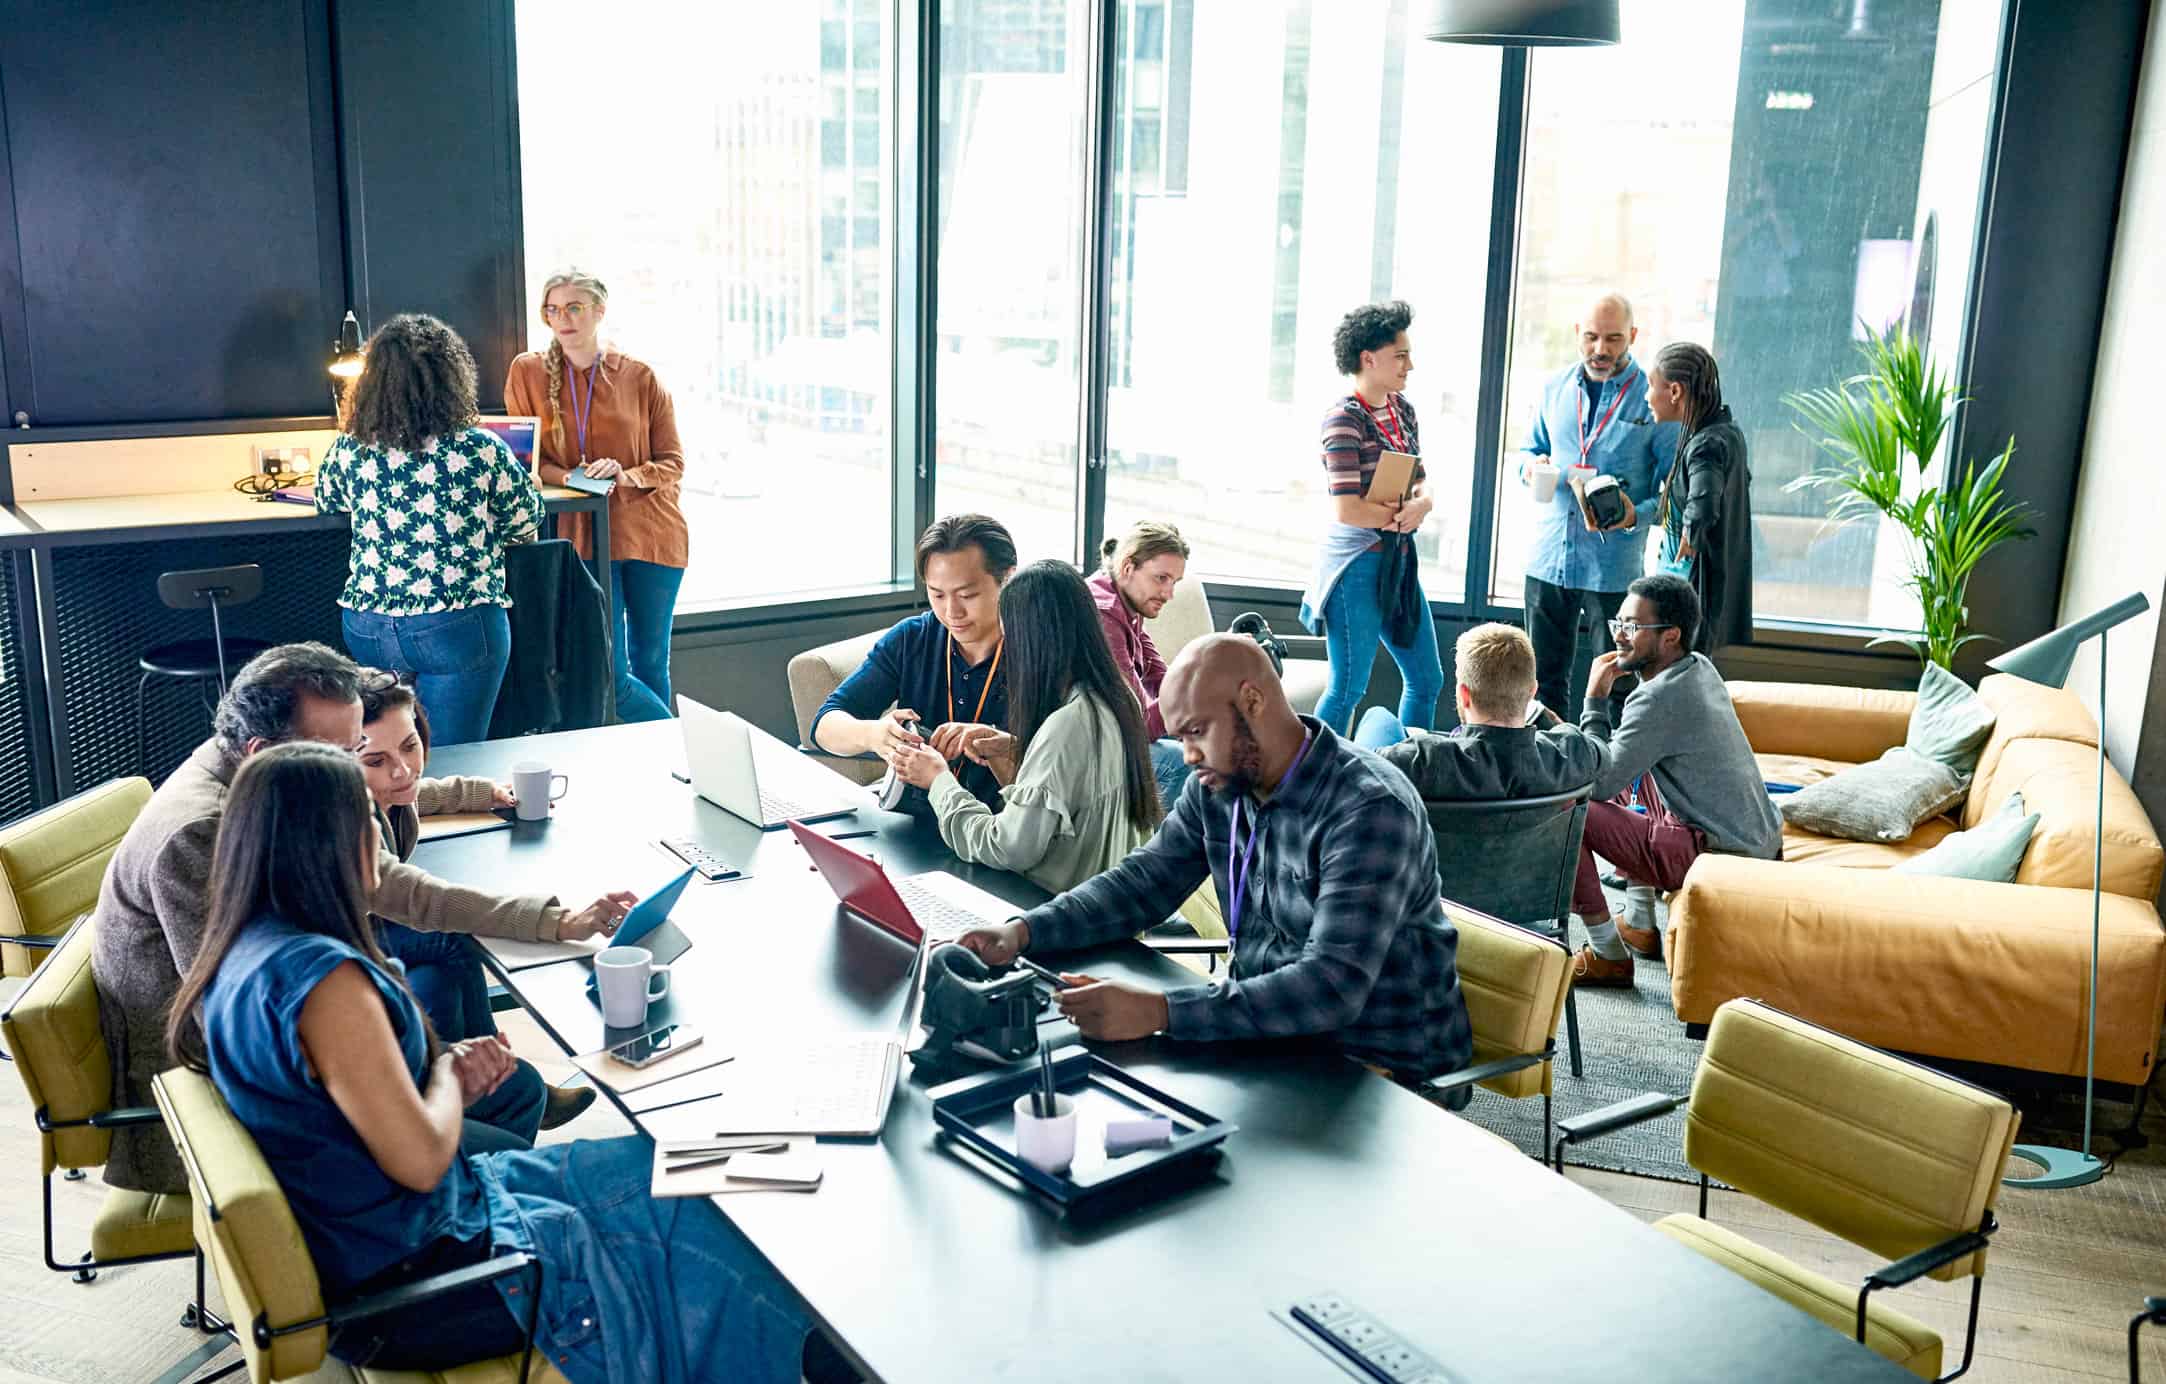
927, 689, 1150, 895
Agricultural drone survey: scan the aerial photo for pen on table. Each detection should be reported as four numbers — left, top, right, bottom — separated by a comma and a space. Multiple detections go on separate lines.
794, 829, 878, 846
1036, 1041, 1057, 1118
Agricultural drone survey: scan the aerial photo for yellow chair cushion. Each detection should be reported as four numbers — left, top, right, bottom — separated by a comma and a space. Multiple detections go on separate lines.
1, 916, 116, 1173
1687, 1001, 2017, 1281
362, 1357, 575, 1384
156, 1068, 330, 1384
1446, 906, 1569, 1100
1654, 1214, 1941, 1379
91, 1186, 195, 1261
0, 777, 151, 977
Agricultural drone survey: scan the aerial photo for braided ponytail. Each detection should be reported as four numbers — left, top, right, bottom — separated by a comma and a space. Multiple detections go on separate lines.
545, 338, 565, 451
1653, 342, 1723, 531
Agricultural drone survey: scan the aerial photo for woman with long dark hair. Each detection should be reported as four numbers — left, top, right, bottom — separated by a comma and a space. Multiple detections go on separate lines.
316, 314, 546, 745
166, 743, 812, 1380
358, 673, 594, 1131
1647, 342, 1753, 652
886, 560, 1161, 892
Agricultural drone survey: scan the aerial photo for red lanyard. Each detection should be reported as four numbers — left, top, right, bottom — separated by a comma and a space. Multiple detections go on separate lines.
1353, 390, 1410, 454
947, 635, 1003, 725
1576, 365, 1637, 460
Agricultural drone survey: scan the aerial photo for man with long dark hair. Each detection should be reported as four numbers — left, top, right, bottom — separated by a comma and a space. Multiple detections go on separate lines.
959, 634, 1472, 1090
90, 642, 633, 1195
887, 561, 1160, 893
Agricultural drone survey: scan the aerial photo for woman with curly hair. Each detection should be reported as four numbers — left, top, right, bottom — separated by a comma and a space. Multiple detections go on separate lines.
315, 314, 546, 745
504, 269, 690, 722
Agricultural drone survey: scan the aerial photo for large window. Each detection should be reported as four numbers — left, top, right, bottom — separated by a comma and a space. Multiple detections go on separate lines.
1489, 0, 2000, 629
1102, 0, 1499, 601
516, 0, 896, 609
931, 0, 1089, 566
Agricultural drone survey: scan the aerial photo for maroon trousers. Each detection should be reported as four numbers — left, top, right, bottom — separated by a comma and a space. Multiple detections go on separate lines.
1572, 774, 1706, 916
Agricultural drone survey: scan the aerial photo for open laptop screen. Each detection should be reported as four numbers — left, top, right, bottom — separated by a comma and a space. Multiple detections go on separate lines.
477, 416, 540, 472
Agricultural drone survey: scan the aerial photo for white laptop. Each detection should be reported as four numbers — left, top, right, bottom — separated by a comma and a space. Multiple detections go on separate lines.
677, 695, 862, 830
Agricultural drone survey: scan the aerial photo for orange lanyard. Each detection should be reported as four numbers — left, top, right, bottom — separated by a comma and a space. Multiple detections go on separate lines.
947, 635, 1003, 725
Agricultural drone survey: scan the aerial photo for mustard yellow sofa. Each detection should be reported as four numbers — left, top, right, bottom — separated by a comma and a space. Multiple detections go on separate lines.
1667, 674, 2166, 1085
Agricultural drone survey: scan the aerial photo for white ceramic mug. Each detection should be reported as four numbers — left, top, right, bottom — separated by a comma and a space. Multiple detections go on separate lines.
1528, 461, 1559, 502
595, 945, 672, 1028
1012, 1092, 1078, 1175
511, 760, 568, 822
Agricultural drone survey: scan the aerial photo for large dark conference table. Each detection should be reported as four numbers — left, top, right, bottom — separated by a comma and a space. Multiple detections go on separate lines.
422, 720, 1907, 1384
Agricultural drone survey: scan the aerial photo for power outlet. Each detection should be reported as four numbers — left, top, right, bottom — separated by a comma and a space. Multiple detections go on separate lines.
252, 445, 311, 475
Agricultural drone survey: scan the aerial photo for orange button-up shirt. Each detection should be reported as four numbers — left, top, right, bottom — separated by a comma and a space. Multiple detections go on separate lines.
504, 348, 689, 568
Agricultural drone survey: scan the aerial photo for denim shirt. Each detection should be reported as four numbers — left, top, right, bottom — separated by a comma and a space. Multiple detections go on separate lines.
1020, 719, 1473, 1080
1522, 359, 1680, 592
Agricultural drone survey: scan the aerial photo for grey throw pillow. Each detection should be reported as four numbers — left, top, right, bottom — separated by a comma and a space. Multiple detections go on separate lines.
1892, 791, 2039, 883
1906, 662, 1996, 778
1779, 747, 1967, 844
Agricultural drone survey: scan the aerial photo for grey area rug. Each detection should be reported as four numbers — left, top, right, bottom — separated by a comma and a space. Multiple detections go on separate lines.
1463, 893, 1707, 1185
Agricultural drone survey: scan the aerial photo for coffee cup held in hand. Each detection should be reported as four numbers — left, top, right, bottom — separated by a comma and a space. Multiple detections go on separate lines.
1529, 461, 1559, 503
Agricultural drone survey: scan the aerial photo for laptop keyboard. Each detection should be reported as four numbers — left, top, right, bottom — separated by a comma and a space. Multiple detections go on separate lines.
757, 786, 829, 823
893, 875, 1005, 941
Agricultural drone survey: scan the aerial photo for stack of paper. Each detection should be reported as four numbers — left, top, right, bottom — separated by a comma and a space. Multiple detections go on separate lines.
649, 1137, 823, 1197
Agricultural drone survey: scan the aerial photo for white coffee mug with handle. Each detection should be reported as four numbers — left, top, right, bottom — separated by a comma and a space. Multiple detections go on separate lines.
594, 945, 672, 1028
511, 761, 569, 822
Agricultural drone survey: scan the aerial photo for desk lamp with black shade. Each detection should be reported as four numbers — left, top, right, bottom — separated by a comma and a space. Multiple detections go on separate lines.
1987, 591, 2152, 1189
327, 310, 364, 413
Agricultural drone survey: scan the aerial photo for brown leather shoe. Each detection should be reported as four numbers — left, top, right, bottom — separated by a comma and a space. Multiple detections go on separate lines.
540, 1081, 597, 1131
1615, 916, 1662, 960
1571, 947, 1635, 988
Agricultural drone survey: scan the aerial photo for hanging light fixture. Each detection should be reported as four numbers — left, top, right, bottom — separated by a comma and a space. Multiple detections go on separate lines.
327, 310, 365, 380
1422, 0, 1620, 46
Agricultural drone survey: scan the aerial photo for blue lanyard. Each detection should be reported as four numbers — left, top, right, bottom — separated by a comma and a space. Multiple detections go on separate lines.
1225, 729, 1318, 944
568, 363, 599, 464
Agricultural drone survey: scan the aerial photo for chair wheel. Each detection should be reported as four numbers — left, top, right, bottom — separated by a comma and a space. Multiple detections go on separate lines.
180, 1305, 201, 1328
63, 1168, 86, 1181
73, 1253, 96, 1285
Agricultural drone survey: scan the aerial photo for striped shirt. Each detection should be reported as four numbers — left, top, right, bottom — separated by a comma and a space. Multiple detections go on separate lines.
1020, 718, 1473, 1081
1321, 392, 1425, 500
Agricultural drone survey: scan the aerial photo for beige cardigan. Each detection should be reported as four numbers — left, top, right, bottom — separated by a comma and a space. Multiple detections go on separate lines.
90, 740, 566, 1194
927, 690, 1150, 895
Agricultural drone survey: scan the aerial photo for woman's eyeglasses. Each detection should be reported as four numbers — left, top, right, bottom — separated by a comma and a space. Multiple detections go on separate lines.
1606, 619, 1675, 639
540, 302, 592, 323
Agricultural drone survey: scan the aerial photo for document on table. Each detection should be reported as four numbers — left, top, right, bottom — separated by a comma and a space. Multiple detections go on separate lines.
415, 811, 513, 843
649, 1137, 822, 1197
570, 1042, 733, 1096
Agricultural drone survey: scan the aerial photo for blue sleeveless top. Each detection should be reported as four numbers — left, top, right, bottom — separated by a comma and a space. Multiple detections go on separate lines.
200, 916, 493, 1295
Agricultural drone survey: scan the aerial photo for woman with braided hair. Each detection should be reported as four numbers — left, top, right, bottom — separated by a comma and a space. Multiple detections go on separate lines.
505, 268, 690, 721
1646, 342, 1753, 652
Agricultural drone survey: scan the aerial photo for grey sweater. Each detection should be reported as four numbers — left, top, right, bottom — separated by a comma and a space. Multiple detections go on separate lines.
1581, 653, 1782, 859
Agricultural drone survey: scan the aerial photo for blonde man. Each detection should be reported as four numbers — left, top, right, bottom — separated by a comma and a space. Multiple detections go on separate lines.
1357, 622, 1601, 806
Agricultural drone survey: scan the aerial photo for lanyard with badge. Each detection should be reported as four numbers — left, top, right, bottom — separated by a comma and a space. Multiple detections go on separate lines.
1225, 728, 1318, 948
567, 363, 600, 466
1353, 389, 1411, 455
1576, 364, 1638, 462
946, 634, 1004, 728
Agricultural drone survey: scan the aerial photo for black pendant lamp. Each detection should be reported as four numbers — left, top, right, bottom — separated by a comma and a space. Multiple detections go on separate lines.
1422, 0, 1620, 46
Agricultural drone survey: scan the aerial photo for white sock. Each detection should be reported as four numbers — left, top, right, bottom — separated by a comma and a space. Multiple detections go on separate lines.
1581, 916, 1629, 961
1622, 886, 1657, 932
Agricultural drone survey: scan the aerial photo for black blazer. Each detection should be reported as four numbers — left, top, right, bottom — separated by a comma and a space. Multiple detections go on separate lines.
489, 539, 615, 737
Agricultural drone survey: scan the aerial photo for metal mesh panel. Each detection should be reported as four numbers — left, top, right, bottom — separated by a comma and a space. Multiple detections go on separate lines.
0, 560, 39, 824
53, 531, 351, 789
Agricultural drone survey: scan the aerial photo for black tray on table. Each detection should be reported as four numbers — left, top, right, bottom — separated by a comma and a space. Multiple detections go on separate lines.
928, 1047, 1236, 1207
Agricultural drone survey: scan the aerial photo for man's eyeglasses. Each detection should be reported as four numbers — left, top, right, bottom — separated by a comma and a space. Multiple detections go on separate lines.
540, 302, 592, 323
1607, 619, 1675, 639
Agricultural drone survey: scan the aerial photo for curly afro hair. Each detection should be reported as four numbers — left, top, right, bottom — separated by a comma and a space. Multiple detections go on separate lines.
1332, 299, 1413, 376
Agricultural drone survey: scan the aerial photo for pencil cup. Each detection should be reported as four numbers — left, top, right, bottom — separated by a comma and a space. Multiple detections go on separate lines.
1012, 1093, 1078, 1175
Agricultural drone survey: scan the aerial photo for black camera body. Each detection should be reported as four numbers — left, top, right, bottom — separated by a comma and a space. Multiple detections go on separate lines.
1582, 474, 1631, 531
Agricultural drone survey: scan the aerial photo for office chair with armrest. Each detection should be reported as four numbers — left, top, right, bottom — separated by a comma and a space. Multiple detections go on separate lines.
1417, 905, 1573, 1153
153, 1066, 570, 1384
0, 776, 151, 978
1552, 998, 2019, 1381
1422, 784, 1593, 1078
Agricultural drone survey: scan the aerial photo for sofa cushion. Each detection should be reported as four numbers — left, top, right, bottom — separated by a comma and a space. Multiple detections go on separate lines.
1893, 792, 2038, 884
1755, 753, 1854, 791
1904, 662, 1995, 778
1779, 749, 1967, 844
1782, 818, 1956, 870
1970, 737, 2166, 898
1965, 673, 2099, 827
1729, 681, 1914, 763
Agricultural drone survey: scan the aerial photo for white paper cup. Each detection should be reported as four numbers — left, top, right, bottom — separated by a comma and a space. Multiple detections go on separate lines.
1012, 1092, 1078, 1175
1529, 462, 1559, 502
595, 945, 671, 1028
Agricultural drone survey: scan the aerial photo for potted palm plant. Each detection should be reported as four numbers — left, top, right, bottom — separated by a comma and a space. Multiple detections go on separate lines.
1784, 328, 2035, 669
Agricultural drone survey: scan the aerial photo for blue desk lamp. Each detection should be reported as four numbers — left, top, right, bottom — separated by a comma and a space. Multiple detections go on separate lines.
1987, 591, 2152, 1188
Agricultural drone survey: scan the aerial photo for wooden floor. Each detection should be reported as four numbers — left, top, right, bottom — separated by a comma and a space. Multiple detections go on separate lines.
4, 1000, 2160, 1383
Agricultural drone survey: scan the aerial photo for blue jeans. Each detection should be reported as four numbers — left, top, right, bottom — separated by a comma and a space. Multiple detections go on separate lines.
612, 560, 685, 722
333, 1137, 811, 1381
1150, 738, 1192, 812
343, 605, 511, 746
1314, 548, 1445, 736
1354, 706, 1411, 750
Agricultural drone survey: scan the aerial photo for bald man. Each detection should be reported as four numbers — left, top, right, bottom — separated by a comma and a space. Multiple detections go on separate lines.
959, 634, 1473, 1091
1517, 293, 1681, 717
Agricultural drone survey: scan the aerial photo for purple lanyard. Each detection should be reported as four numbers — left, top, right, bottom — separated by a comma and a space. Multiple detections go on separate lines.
1226, 729, 1318, 943
568, 363, 599, 464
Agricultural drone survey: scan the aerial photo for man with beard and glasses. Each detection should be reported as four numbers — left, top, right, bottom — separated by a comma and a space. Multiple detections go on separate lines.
1567, 574, 1781, 987
957, 634, 1473, 1096
1516, 293, 1680, 718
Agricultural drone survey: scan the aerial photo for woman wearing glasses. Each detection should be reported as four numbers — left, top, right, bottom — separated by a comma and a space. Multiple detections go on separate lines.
505, 268, 690, 722
1645, 342, 1752, 653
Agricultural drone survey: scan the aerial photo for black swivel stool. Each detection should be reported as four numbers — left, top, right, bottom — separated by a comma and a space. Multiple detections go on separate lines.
136, 564, 273, 774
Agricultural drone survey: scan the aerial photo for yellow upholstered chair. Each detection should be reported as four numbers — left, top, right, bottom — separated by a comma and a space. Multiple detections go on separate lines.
1418, 905, 1573, 1152
0, 911, 210, 1317
153, 1066, 572, 1384
0, 775, 151, 976
1555, 999, 2018, 1381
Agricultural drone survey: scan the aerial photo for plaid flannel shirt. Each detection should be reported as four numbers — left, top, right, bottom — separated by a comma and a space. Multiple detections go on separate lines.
1020, 718, 1472, 1080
